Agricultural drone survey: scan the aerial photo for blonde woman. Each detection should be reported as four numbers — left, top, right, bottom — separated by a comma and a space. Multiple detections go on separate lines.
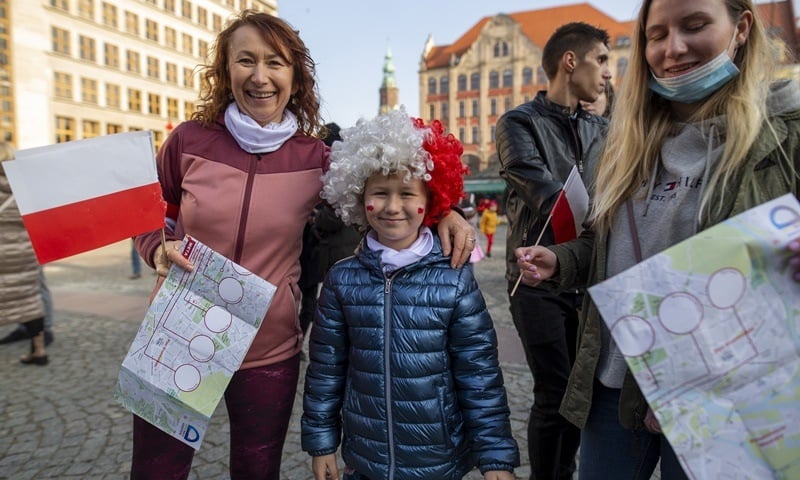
514, 0, 800, 478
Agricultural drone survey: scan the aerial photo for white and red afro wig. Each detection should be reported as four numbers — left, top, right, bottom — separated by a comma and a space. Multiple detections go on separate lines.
321, 107, 466, 228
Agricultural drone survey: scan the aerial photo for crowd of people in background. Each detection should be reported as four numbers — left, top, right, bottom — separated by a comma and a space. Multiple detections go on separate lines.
2, 1, 799, 479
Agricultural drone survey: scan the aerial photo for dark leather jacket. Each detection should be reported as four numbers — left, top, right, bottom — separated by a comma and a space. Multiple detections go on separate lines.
496, 91, 607, 283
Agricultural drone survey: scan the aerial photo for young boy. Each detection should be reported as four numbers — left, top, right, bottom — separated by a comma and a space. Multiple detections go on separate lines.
301, 109, 519, 480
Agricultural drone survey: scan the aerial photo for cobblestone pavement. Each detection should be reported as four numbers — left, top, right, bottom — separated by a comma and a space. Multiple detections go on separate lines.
0, 225, 658, 479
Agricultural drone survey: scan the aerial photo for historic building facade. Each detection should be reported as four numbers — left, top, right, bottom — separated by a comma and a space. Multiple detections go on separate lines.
419, 2, 799, 180
0, 0, 276, 150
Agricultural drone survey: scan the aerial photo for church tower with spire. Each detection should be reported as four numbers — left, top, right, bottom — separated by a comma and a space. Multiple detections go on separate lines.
379, 46, 399, 114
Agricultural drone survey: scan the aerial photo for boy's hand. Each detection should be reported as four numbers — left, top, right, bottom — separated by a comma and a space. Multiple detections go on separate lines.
484, 470, 515, 480
312, 454, 339, 480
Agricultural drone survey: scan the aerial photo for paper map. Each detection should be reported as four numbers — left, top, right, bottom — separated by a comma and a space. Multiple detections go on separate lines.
589, 194, 800, 479
115, 236, 276, 449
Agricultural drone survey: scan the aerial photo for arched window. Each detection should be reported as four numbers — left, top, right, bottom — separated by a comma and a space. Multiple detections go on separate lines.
536, 66, 547, 85
471, 126, 479, 144
617, 57, 628, 80
493, 42, 501, 57
502, 69, 513, 87
489, 71, 499, 89
504, 97, 512, 112
428, 78, 437, 95
490, 98, 497, 116
457, 74, 467, 92
458, 101, 465, 118
502, 42, 509, 56
441, 101, 449, 119
493, 41, 509, 57
470, 72, 480, 90
522, 67, 533, 85
429, 104, 435, 119
439, 76, 449, 95
472, 100, 478, 117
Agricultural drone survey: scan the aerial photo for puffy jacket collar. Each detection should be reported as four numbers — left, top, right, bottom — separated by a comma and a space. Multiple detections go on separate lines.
533, 90, 595, 122
354, 231, 446, 275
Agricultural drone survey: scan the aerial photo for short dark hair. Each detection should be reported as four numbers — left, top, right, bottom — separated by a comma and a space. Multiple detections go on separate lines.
541, 22, 610, 80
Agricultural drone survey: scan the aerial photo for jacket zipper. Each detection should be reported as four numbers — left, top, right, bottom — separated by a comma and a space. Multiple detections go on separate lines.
568, 117, 584, 174
233, 153, 260, 263
383, 273, 396, 480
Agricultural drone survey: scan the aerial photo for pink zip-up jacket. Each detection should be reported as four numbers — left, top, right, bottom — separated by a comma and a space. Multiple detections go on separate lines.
136, 117, 329, 369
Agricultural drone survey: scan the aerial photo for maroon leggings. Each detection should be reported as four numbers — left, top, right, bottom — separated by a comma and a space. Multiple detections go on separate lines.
130, 354, 301, 480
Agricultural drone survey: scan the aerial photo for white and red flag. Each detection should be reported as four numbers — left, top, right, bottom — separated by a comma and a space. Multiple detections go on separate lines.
550, 165, 589, 244
4, 131, 165, 264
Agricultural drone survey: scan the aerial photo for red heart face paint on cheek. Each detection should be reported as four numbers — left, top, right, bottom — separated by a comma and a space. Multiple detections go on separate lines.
366, 205, 374, 211
418, 207, 424, 214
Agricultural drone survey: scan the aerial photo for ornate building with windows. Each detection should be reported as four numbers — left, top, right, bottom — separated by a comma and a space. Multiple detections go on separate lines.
419, 1, 799, 180
0, 0, 276, 150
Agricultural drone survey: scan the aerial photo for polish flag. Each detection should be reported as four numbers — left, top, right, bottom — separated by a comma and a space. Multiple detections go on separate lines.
550, 166, 589, 244
4, 131, 165, 264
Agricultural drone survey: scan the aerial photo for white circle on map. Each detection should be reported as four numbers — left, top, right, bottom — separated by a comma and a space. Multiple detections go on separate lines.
189, 335, 215, 362
218, 277, 244, 303
205, 305, 232, 333
707, 268, 745, 309
174, 364, 201, 392
659, 292, 703, 334
611, 316, 654, 357
230, 263, 250, 275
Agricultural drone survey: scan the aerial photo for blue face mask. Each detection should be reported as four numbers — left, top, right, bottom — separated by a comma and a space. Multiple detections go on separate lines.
648, 46, 740, 104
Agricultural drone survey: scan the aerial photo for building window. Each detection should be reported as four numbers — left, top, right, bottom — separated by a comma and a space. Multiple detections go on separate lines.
51, 27, 70, 55
166, 63, 178, 84
126, 50, 140, 74
78, 0, 94, 19
490, 126, 496, 143
429, 104, 435, 119
458, 101, 465, 118
184, 101, 195, 118
83, 120, 100, 138
147, 56, 160, 79
457, 74, 467, 92
148, 93, 161, 115
125, 11, 139, 36
427, 78, 436, 95
617, 57, 628, 80
51, 0, 69, 10
53, 72, 73, 99
164, 0, 176, 13
107, 123, 123, 134
439, 76, 449, 95
197, 7, 207, 29
102, 2, 118, 28
79, 36, 96, 62
504, 97, 512, 111
537, 66, 547, 85
182, 33, 193, 55
55, 116, 75, 143
181, 0, 192, 19
502, 69, 513, 87
128, 88, 142, 112
489, 71, 499, 89
472, 100, 478, 117
471, 126, 479, 144
470, 73, 480, 91
212, 13, 222, 32
106, 83, 120, 108
198, 40, 208, 59
104, 43, 120, 69
458, 127, 465, 144
490, 98, 497, 116
165, 27, 177, 49
522, 67, 533, 85
167, 98, 179, 119
145, 19, 158, 42
81, 77, 98, 104
441, 102, 449, 119
183, 67, 195, 88
493, 41, 509, 57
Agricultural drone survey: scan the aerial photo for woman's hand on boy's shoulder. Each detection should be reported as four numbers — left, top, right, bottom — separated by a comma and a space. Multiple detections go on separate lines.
484, 470, 515, 480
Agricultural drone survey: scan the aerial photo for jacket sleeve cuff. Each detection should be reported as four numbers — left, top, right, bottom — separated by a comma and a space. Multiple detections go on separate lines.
307, 447, 338, 457
479, 463, 516, 474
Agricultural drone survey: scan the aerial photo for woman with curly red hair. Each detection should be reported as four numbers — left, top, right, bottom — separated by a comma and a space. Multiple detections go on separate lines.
301, 108, 519, 480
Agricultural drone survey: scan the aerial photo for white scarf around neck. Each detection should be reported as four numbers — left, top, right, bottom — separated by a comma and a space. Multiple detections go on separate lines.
366, 227, 434, 273
224, 103, 298, 154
